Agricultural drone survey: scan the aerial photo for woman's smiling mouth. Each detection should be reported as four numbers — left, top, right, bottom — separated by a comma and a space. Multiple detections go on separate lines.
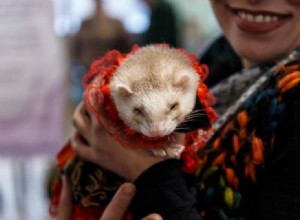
228, 6, 293, 33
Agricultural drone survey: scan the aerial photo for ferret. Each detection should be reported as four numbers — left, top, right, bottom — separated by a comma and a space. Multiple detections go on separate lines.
110, 45, 200, 157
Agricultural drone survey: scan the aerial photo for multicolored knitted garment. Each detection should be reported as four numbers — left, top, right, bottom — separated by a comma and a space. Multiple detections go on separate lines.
190, 51, 300, 219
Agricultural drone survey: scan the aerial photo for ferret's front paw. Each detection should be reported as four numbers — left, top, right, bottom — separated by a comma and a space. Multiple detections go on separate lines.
151, 144, 185, 158
152, 148, 167, 157
165, 144, 185, 158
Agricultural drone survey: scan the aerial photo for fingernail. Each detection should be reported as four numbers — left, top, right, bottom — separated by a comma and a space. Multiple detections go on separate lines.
122, 183, 136, 197
141, 213, 163, 220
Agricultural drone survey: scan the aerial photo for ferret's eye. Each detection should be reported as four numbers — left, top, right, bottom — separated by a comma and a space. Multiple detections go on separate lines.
170, 102, 179, 111
133, 107, 144, 116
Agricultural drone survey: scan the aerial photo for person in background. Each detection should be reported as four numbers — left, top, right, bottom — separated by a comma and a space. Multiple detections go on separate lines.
142, 0, 179, 47
69, 0, 131, 105
54, 0, 300, 219
71, 0, 130, 68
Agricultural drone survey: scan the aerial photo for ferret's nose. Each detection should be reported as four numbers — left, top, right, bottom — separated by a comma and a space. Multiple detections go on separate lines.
149, 125, 165, 137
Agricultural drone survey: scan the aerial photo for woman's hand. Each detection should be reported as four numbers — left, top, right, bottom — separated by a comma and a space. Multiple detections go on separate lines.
57, 175, 162, 220
71, 101, 185, 181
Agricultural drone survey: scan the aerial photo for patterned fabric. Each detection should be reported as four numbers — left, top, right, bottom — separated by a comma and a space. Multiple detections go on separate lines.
48, 141, 132, 220
192, 51, 300, 219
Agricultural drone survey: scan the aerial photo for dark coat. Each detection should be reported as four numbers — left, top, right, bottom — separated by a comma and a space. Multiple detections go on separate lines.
130, 36, 300, 220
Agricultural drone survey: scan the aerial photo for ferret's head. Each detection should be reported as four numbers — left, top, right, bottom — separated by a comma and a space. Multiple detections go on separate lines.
110, 70, 199, 138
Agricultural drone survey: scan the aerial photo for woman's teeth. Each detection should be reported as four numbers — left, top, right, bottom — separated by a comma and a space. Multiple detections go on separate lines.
237, 11, 280, 23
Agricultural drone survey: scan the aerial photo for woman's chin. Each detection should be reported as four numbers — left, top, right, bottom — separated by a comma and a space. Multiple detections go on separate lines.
234, 45, 285, 66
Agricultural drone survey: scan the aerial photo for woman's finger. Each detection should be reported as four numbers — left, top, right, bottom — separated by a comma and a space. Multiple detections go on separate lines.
72, 102, 92, 140
100, 183, 136, 220
142, 213, 163, 220
57, 175, 72, 220
74, 142, 98, 163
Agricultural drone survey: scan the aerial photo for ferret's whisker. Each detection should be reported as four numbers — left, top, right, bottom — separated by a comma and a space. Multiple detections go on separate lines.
189, 110, 205, 115
140, 123, 149, 134
176, 126, 192, 132
183, 111, 208, 123
186, 112, 206, 118
186, 112, 207, 118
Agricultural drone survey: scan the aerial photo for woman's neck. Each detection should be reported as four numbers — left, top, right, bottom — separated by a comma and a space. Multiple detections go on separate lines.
242, 59, 255, 69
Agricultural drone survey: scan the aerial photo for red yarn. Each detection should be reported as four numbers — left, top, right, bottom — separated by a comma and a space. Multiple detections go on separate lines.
83, 44, 217, 150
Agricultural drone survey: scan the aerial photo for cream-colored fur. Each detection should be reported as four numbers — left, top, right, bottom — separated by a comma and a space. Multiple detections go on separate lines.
110, 46, 200, 158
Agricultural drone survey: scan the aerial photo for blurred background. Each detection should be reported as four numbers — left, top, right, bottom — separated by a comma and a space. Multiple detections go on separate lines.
0, 0, 220, 219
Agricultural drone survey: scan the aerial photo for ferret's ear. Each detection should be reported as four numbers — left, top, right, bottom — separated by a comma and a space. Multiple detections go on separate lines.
174, 75, 190, 90
116, 84, 133, 97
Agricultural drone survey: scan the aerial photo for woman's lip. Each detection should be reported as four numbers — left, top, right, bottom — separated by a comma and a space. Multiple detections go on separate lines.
229, 6, 292, 17
234, 15, 290, 33
227, 6, 292, 34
